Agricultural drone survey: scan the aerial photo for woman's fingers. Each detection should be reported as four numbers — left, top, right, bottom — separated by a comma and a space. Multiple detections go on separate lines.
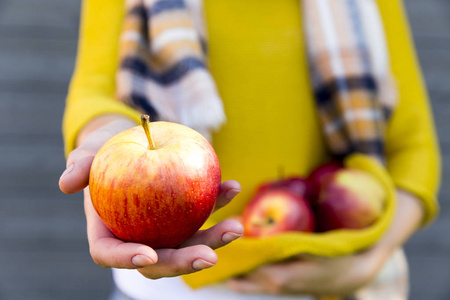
84, 189, 158, 269
180, 219, 244, 249
89, 239, 221, 279
227, 278, 266, 294
214, 180, 241, 212
226, 263, 289, 295
138, 245, 218, 279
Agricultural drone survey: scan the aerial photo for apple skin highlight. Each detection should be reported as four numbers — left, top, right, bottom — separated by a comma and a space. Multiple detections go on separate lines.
89, 121, 221, 249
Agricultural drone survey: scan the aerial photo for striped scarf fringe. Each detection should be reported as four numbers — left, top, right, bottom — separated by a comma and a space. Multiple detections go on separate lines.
116, 0, 225, 139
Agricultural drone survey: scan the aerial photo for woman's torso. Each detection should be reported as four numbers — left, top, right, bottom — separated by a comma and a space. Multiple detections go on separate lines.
207, 0, 328, 221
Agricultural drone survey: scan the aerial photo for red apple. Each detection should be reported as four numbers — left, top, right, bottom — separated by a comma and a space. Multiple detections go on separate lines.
315, 168, 386, 231
307, 161, 343, 203
89, 115, 221, 249
256, 176, 311, 199
243, 189, 315, 238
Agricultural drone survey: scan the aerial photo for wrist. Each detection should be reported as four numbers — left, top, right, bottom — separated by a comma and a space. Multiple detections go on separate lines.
363, 188, 424, 269
365, 239, 393, 268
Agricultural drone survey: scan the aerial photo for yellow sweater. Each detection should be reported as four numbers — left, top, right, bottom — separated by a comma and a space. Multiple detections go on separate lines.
63, 0, 441, 288
64, 0, 440, 225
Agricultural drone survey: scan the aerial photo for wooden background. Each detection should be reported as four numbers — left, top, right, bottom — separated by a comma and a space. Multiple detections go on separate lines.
0, 0, 449, 299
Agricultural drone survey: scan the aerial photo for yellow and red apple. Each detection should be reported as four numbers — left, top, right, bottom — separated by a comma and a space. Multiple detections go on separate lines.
316, 168, 386, 231
89, 116, 221, 249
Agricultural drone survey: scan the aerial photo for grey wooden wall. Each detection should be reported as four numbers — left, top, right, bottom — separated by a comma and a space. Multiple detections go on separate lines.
0, 0, 448, 299
0, 0, 112, 299
402, 0, 450, 299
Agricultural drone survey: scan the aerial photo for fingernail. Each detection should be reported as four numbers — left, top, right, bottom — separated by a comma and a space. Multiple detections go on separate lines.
60, 164, 75, 179
192, 259, 214, 271
222, 232, 243, 244
225, 188, 240, 200
132, 255, 154, 267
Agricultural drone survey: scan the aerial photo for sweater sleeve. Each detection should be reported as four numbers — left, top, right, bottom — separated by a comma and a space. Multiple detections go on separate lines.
380, 0, 441, 226
62, 0, 141, 156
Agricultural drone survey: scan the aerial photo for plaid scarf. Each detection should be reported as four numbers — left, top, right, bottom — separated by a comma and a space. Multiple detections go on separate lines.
116, 0, 224, 140
117, 0, 397, 161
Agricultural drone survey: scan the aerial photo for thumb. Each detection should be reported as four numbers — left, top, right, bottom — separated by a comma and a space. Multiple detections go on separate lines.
59, 118, 137, 194
59, 148, 95, 194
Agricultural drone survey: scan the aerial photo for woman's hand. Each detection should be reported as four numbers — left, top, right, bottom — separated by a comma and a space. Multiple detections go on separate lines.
59, 115, 244, 279
227, 189, 424, 297
226, 248, 384, 296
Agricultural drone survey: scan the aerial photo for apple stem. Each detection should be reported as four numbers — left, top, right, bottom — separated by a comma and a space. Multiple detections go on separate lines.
141, 114, 156, 150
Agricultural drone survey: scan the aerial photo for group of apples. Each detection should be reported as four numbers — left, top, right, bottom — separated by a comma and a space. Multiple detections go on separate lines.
242, 162, 387, 238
